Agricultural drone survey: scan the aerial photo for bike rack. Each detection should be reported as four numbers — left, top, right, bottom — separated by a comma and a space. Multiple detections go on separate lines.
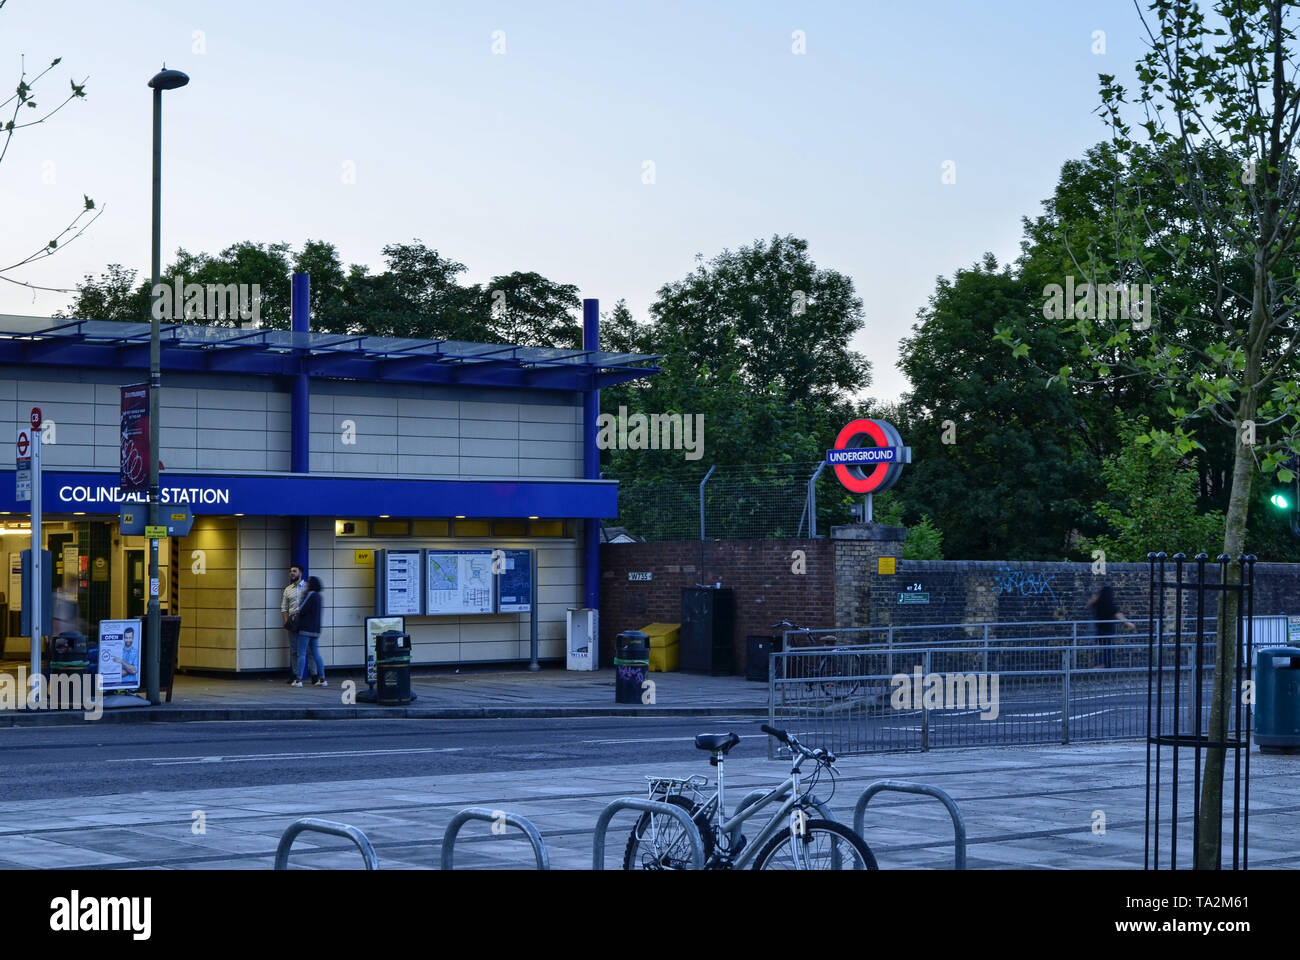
853, 780, 967, 870
593, 797, 706, 870
274, 817, 379, 870
440, 807, 550, 870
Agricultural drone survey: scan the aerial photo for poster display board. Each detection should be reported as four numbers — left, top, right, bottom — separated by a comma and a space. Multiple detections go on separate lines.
426, 550, 495, 615
120, 383, 150, 493
378, 549, 423, 616
98, 618, 143, 691
496, 549, 533, 613
364, 616, 404, 685
9, 553, 21, 612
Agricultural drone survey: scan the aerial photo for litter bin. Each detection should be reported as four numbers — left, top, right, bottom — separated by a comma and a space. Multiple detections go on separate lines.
49, 631, 90, 677
746, 634, 782, 682
376, 629, 412, 705
1255, 646, 1300, 754
615, 630, 650, 704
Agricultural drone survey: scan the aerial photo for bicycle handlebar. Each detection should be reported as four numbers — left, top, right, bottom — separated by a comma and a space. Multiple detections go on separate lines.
762, 724, 836, 766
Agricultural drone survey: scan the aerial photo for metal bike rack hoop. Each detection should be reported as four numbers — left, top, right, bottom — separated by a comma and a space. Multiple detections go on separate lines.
441, 807, 550, 870
593, 797, 706, 870
853, 779, 967, 870
274, 817, 379, 870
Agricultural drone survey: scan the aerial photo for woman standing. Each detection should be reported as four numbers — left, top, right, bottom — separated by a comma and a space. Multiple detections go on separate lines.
293, 576, 327, 687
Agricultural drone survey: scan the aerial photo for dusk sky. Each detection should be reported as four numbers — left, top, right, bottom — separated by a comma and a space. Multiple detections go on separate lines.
4, 0, 1144, 401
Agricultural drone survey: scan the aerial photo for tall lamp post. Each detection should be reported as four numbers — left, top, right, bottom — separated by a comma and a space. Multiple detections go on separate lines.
146, 66, 189, 705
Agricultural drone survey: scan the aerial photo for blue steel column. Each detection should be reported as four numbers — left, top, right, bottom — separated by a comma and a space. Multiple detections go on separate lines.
290, 274, 311, 571
583, 299, 600, 610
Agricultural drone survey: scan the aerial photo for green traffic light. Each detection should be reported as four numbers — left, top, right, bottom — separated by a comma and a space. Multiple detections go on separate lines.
1272, 492, 1290, 509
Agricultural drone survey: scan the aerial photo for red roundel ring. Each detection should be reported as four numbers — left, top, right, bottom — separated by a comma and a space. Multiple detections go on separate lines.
832, 418, 908, 495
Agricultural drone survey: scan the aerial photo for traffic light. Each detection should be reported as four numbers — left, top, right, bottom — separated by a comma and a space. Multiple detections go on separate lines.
1272, 454, 1300, 537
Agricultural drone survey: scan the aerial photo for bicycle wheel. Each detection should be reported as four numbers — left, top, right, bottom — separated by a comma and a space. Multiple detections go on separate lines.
817, 655, 861, 701
752, 818, 878, 870
622, 795, 714, 870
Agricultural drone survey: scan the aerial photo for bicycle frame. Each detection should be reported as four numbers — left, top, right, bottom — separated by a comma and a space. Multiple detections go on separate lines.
690, 751, 832, 869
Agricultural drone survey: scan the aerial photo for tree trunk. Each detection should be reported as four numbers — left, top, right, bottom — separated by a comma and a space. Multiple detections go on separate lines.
1196, 402, 1254, 868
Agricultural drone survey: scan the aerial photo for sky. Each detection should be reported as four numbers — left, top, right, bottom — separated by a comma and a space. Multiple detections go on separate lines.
2, 0, 1145, 401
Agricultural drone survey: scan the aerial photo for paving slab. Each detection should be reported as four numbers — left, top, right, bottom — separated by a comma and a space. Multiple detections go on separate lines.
0, 740, 1289, 869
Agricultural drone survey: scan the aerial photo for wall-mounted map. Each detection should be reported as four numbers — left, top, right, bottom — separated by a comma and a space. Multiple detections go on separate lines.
426, 550, 495, 615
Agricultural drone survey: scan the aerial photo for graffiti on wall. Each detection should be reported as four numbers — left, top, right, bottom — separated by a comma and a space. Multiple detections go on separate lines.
993, 567, 1058, 605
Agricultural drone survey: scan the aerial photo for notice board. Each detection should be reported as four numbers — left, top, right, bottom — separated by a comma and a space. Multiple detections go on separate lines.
426, 550, 495, 615
496, 549, 532, 613
376, 549, 423, 616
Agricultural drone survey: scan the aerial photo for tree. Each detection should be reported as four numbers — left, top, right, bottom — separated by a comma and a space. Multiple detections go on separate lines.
55, 264, 148, 322
1, 5, 98, 296
167, 241, 294, 327
292, 240, 348, 331
1081, 423, 1226, 562
481, 271, 582, 348
874, 494, 945, 560
599, 237, 868, 539
1032, 0, 1300, 868
898, 254, 1105, 559
650, 235, 870, 406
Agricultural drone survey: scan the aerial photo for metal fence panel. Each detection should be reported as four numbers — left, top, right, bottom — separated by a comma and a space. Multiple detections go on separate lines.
767, 614, 1285, 756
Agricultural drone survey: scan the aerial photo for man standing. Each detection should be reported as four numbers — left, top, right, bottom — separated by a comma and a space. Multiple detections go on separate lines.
281, 564, 310, 684
112, 626, 140, 680
1088, 585, 1136, 668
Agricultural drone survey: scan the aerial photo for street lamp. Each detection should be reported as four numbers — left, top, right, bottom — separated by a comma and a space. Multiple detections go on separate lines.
146, 66, 188, 705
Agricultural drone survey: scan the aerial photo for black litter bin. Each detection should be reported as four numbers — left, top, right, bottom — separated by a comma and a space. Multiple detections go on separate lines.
615, 630, 650, 704
49, 631, 90, 677
376, 629, 412, 705
746, 634, 782, 682
1256, 646, 1300, 754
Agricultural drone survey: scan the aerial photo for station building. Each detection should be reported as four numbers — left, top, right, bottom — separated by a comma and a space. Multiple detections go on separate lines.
0, 289, 655, 672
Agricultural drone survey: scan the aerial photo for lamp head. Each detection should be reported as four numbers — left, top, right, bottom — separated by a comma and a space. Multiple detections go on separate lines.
148, 68, 190, 91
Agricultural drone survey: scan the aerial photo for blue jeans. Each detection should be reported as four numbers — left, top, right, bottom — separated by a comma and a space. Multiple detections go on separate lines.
296, 632, 323, 682
287, 629, 299, 677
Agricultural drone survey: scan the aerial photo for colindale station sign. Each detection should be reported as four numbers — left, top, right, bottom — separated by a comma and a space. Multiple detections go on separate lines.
827, 418, 911, 497
58, 485, 231, 506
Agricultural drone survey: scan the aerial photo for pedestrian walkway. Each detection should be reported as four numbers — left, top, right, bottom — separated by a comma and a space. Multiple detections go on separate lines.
0, 741, 1293, 869
0, 662, 770, 725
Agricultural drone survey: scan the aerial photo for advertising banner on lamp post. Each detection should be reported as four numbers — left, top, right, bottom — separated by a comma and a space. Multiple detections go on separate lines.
120, 383, 150, 493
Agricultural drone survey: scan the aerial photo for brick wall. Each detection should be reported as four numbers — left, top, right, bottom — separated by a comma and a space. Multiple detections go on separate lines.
601, 533, 1300, 674
600, 538, 833, 669
868, 559, 1300, 630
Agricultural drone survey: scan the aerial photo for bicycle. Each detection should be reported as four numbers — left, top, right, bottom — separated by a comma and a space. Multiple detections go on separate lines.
772, 619, 865, 701
622, 723, 878, 870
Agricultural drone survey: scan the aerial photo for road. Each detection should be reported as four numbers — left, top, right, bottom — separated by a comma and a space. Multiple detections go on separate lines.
0, 715, 770, 801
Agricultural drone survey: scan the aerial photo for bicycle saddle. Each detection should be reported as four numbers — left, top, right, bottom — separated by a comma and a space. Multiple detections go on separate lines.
694, 732, 741, 754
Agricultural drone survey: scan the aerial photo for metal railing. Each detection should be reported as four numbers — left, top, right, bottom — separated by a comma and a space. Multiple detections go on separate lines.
440, 807, 550, 870
274, 818, 379, 870
767, 618, 1279, 756
783, 615, 1287, 660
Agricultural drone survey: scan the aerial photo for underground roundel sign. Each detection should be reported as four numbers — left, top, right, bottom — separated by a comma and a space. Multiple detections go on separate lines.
827, 419, 911, 494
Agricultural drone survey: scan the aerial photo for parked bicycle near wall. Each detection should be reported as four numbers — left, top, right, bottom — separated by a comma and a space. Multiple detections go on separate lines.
771, 619, 867, 700
623, 724, 877, 870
